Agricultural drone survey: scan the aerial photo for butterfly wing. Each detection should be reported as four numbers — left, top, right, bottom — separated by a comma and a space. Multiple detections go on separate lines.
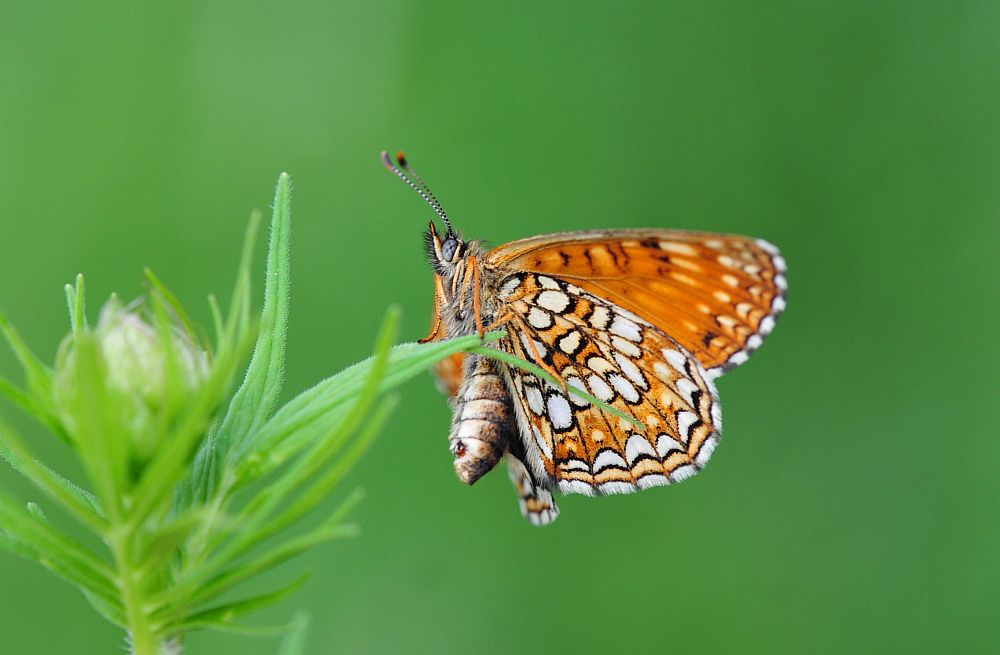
485, 230, 786, 378
491, 272, 722, 501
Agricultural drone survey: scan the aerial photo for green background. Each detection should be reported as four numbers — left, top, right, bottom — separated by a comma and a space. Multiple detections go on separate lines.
1, 1, 998, 653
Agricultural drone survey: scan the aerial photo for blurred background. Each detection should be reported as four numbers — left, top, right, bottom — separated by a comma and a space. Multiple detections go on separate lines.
1, 1, 998, 653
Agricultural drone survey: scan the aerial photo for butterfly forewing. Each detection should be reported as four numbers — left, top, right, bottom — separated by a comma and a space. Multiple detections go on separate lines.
485, 230, 787, 377
492, 273, 722, 497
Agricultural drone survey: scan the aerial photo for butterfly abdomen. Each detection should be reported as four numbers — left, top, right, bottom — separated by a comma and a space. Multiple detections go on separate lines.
449, 356, 514, 485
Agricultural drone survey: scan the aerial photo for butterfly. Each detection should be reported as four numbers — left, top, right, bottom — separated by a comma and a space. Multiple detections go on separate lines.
383, 151, 786, 525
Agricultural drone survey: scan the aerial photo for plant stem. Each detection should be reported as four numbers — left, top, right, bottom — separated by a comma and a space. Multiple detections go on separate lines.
109, 526, 161, 655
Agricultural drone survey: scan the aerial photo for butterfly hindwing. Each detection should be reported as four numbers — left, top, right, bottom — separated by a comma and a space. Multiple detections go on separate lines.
493, 272, 722, 498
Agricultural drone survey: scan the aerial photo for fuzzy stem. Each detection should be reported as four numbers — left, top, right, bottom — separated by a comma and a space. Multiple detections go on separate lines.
108, 526, 162, 655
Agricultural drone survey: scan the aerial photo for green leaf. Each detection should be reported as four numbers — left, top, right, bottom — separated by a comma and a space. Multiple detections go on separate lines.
237, 331, 499, 483
278, 612, 310, 655
0, 494, 118, 607
0, 374, 71, 446
175, 573, 310, 632
245, 398, 391, 548
138, 508, 208, 574
195, 172, 292, 502
63, 274, 87, 333
80, 586, 127, 627
0, 414, 104, 529
164, 518, 356, 622
183, 207, 266, 511
144, 268, 199, 342
0, 306, 54, 409
58, 334, 129, 517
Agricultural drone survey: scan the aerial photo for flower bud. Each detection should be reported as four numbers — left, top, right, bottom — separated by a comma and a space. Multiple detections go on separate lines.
54, 296, 210, 464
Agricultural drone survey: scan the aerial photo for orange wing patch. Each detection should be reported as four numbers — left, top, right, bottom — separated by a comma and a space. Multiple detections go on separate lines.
485, 230, 786, 376
433, 352, 465, 397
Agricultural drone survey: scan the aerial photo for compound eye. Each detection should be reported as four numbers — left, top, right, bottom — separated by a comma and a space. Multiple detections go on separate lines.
441, 238, 459, 263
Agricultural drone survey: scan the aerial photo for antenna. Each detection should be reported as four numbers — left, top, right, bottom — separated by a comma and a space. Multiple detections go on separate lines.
381, 150, 454, 235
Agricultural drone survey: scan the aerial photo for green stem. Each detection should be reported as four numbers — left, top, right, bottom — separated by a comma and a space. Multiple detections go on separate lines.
109, 527, 162, 655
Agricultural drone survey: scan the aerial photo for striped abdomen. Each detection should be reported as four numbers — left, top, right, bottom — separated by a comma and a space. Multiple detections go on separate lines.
449, 355, 514, 485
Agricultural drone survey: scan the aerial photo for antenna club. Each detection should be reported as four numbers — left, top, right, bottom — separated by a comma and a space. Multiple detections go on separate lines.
396, 151, 408, 167
379, 150, 395, 172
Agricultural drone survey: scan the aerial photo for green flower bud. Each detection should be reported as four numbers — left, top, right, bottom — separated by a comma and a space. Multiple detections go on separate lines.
54, 295, 210, 466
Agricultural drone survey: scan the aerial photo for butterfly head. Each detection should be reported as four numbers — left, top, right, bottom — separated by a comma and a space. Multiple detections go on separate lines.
423, 219, 468, 275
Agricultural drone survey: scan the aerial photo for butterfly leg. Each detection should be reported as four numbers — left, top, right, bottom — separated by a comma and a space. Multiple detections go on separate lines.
419, 275, 448, 344
505, 451, 559, 526
472, 257, 484, 338
486, 310, 516, 332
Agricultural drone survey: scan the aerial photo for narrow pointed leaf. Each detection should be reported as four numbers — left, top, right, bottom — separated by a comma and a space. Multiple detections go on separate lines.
175, 573, 310, 631
0, 414, 104, 528
278, 612, 310, 655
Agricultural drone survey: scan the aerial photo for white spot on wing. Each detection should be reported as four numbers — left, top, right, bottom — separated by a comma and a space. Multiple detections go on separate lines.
546, 393, 573, 429
525, 385, 544, 415
613, 352, 647, 389
611, 335, 641, 358
660, 242, 698, 256
615, 306, 649, 325
499, 276, 522, 298
532, 424, 552, 460
676, 378, 699, 407
609, 374, 640, 403
593, 450, 628, 472
656, 434, 684, 457
589, 305, 611, 330
610, 315, 642, 342
527, 307, 552, 329
587, 356, 615, 374
537, 275, 560, 289
759, 315, 775, 335
564, 377, 590, 407
773, 296, 786, 313
662, 349, 688, 374
537, 290, 570, 313
561, 458, 589, 472
676, 410, 699, 442
625, 435, 658, 464
587, 375, 614, 402
520, 332, 548, 359
558, 331, 581, 354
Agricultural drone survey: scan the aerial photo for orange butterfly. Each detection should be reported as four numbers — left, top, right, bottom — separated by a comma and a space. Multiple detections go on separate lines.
383, 151, 786, 525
